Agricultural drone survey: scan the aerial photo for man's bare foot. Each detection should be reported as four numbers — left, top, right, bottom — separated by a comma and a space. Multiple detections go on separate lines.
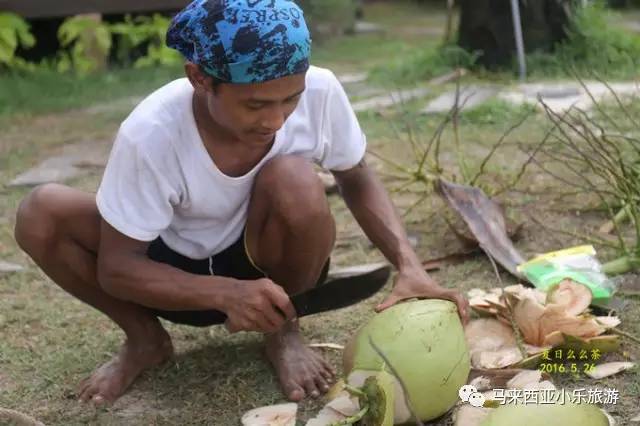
265, 321, 335, 401
78, 326, 173, 405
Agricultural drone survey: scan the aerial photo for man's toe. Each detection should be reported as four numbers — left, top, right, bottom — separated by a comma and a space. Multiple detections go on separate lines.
286, 384, 305, 402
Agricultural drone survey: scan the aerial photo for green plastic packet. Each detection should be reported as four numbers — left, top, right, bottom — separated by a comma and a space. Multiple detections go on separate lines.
517, 245, 617, 306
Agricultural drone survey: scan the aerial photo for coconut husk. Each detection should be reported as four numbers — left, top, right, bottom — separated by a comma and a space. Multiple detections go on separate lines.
546, 280, 592, 316
538, 305, 605, 344
595, 316, 621, 329
241, 403, 297, 426
513, 295, 547, 345
585, 362, 636, 379
506, 370, 543, 389
305, 407, 347, 426
454, 405, 491, 426
465, 319, 524, 369
468, 368, 553, 390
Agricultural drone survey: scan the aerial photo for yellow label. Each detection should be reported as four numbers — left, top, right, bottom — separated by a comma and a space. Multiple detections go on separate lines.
517, 245, 596, 272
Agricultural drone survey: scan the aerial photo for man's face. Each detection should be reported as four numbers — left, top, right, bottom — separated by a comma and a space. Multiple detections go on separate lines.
201, 71, 306, 146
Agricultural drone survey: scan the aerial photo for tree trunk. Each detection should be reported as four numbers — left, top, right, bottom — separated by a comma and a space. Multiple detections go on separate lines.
457, 0, 572, 68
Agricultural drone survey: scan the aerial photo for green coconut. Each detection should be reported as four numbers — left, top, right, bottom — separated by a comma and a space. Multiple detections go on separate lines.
480, 401, 611, 426
344, 299, 471, 424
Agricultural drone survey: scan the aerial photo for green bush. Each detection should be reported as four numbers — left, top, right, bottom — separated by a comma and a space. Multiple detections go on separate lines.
0, 13, 35, 70
57, 15, 112, 75
527, 0, 640, 78
110, 14, 182, 68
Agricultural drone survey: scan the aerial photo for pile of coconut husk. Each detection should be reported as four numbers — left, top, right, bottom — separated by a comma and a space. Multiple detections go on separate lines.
465, 280, 626, 369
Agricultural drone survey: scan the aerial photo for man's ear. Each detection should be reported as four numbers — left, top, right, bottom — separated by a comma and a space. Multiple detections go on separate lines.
185, 62, 215, 94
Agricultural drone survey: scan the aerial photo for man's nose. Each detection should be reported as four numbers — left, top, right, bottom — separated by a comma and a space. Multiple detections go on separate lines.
261, 106, 286, 132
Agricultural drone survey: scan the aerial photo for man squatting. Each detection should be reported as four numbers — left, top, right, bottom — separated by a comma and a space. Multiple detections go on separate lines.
14, 0, 469, 405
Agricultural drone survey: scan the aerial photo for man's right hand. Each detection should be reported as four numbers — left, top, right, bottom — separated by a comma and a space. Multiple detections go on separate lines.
222, 278, 297, 334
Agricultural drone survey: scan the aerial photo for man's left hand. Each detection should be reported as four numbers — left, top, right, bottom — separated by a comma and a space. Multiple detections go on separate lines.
375, 266, 470, 325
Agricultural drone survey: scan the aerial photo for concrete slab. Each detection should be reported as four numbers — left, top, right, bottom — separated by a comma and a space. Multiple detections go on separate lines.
421, 85, 499, 114
9, 140, 111, 187
351, 87, 431, 112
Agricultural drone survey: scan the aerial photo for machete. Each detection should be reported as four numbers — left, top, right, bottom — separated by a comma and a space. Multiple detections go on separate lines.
288, 264, 391, 317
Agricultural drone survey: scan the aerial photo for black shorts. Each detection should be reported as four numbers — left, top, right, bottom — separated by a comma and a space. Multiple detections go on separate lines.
146, 229, 329, 327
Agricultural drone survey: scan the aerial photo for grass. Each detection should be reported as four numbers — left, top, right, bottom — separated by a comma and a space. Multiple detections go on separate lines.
0, 66, 184, 120
1, 1, 640, 425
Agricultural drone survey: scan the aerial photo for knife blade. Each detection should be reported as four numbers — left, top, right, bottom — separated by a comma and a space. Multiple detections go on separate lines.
289, 264, 391, 317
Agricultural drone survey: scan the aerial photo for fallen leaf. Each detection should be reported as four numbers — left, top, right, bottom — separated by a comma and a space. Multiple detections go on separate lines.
585, 362, 636, 379
438, 179, 526, 279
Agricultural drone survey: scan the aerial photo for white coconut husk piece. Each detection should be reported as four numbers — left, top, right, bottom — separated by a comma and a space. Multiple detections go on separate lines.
469, 288, 489, 299
469, 375, 493, 392
546, 280, 592, 316
585, 362, 636, 379
305, 392, 360, 426
325, 394, 360, 417
503, 285, 547, 305
454, 405, 492, 426
595, 316, 621, 329
465, 319, 524, 369
305, 407, 347, 426
630, 412, 640, 422
506, 370, 543, 389
241, 403, 297, 426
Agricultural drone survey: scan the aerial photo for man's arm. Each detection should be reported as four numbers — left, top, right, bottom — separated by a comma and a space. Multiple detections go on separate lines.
96, 220, 295, 332
332, 159, 469, 323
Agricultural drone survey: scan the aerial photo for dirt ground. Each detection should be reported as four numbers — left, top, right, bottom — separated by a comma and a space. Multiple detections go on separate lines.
1, 2, 639, 425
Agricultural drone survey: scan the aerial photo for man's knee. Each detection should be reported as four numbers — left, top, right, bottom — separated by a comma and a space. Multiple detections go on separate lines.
15, 183, 65, 257
255, 156, 330, 228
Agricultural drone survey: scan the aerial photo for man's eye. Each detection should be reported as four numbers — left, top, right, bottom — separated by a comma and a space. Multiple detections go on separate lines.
247, 103, 264, 110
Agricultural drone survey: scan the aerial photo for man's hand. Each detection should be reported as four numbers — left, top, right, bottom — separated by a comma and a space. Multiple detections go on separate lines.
375, 267, 470, 325
222, 278, 297, 334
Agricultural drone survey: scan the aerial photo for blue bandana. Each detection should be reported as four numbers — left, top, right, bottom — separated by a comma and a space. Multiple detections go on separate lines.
166, 0, 312, 84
